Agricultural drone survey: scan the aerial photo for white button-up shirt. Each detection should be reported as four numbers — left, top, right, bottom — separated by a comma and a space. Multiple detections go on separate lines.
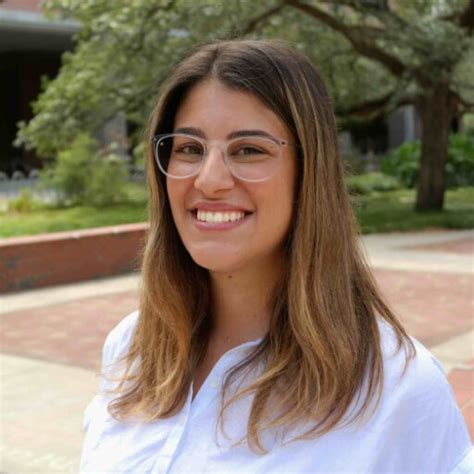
80, 311, 473, 473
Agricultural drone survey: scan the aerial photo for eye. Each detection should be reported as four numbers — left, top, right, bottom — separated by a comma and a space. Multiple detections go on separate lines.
228, 137, 277, 160
234, 146, 264, 156
174, 143, 204, 155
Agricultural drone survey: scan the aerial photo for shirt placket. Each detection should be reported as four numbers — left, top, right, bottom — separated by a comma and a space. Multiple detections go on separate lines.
151, 341, 261, 473
188, 349, 244, 420
150, 389, 193, 474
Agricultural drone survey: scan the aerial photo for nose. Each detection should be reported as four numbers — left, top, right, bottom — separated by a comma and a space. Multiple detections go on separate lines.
193, 145, 235, 193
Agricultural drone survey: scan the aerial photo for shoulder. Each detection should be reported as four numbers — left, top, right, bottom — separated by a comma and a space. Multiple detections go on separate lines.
102, 310, 140, 364
99, 310, 140, 390
373, 319, 472, 472
377, 319, 450, 400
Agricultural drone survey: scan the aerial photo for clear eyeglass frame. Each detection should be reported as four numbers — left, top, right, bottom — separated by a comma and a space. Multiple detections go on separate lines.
152, 132, 294, 183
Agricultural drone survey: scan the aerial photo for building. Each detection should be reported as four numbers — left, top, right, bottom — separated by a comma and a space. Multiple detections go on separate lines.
0, 0, 79, 176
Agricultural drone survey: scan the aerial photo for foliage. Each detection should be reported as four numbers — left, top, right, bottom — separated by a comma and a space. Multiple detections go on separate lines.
16, 0, 272, 157
84, 153, 129, 206
352, 187, 474, 234
0, 182, 148, 238
0, 202, 147, 238
463, 113, 474, 133
381, 141, 420, 188
14, 0, 474, 212
346, 172, 401, 195
7, 189, 40, 213
382, 134, 474, 188
447, 133, 474, 186
257, 9, 396, 114
2, 186, 472, 238
343, 149, 368, 176
14, 0, 419, 157
132, 141, 146, 168
41, 133, 95, 204
41, 133, 129, 206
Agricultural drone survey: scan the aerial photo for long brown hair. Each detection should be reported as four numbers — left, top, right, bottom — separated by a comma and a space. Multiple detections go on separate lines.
109, 39, 414, 451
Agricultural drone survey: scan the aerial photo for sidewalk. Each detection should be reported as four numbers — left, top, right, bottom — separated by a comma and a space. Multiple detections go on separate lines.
1, 229, 473, 473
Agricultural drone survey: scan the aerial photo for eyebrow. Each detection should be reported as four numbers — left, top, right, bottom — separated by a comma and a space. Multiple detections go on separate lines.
173, 127, 278, 141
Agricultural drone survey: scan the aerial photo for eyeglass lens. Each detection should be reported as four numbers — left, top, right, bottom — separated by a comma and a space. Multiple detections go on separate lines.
155, 134, 280, 181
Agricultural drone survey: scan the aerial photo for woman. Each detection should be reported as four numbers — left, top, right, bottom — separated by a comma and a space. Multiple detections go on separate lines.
80, 40, 472, 473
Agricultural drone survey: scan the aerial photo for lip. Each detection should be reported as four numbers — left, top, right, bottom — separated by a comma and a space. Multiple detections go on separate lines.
189, 201, 253, 213
190, 209, 253, 231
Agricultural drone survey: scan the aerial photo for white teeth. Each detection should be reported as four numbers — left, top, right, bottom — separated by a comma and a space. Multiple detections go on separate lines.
196, 210, 246, 223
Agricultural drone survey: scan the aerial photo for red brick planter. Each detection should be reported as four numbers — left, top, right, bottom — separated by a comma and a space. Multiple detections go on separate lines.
0, 223, 148, 293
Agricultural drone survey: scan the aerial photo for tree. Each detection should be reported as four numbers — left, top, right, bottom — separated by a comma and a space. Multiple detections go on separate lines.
278, 0, 474, 210
17, 0, 474, 210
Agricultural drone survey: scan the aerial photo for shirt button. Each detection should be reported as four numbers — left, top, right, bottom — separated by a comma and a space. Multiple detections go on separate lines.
210, 379, 219, 389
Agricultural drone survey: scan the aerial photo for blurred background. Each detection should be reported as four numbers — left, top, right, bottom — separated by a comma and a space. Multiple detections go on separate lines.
0, 0, 473, 472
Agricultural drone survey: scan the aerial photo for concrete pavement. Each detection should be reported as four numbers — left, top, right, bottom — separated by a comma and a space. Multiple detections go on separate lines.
0, 229, 473, 473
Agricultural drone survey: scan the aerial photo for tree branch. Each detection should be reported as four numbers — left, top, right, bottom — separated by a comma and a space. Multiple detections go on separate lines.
337, 91, 416, 119
452, 90, 474, 113
128, 1, 176, 54
315, 0, 409, 31
459, 0, 474, 34
443, 0, 474, 34
285, 0, 406, 77
240, 3, 286, 35
318, 0, 389, 12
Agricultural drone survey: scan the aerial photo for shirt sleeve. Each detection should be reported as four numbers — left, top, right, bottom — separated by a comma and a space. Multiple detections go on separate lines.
450, 446, 474, 474
82, 310, 140, 431
374, 335, 473, 473
98, 310, 140, 393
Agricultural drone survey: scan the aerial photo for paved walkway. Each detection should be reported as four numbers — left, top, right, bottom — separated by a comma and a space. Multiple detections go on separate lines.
0, 229, 473, 473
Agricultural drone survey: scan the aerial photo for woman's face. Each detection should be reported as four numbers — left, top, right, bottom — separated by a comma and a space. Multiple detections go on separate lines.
166, 79, 297, 275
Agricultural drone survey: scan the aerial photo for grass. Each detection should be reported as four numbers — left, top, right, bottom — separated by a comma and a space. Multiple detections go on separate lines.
353, 187, 474, 234
0, 183, 148, 238
0, 184, 473, 238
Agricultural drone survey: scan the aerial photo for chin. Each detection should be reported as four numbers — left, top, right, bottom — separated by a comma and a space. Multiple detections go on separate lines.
191, 257, 242, 274
186, 248, 247, 274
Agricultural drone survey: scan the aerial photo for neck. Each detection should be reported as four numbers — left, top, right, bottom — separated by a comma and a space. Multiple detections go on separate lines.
208, 254, 284, 348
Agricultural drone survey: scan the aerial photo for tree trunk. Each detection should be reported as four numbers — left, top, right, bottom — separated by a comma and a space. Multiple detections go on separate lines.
415, 85, 456, 211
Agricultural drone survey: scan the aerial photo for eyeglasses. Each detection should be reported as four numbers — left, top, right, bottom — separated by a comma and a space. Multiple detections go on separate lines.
152, 133, 293, 182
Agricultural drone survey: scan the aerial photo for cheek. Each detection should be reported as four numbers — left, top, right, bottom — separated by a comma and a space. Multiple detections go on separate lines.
259, 179, 295, 234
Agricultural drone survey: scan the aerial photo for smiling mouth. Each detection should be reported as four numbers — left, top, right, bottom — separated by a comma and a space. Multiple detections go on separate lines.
191, 209, 253, 224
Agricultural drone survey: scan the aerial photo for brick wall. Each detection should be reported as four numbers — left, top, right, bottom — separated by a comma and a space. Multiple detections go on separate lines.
0, 223, 148, 293
0, 0, 42, 12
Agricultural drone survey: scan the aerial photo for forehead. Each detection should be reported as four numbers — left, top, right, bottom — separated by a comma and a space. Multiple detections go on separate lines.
173, 79, 291, 141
